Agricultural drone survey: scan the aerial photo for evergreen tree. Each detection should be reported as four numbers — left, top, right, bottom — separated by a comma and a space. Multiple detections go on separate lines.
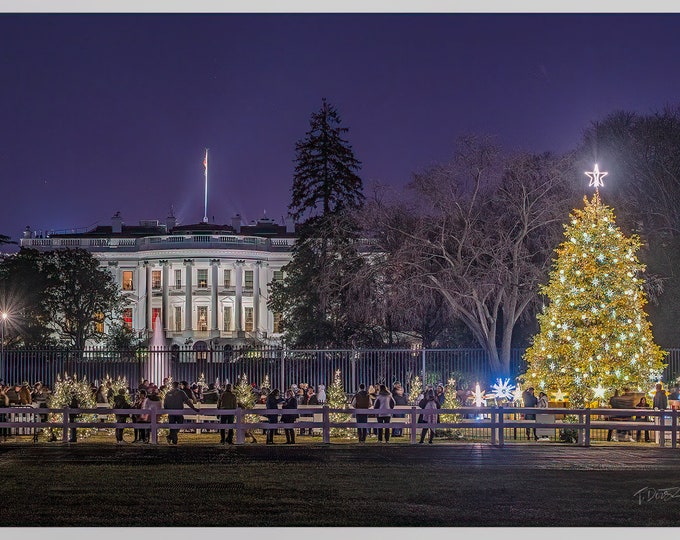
326, 369, 352, 438
269, 99, 365, 347
522, 184, 666, 407
407, 375, 423, 405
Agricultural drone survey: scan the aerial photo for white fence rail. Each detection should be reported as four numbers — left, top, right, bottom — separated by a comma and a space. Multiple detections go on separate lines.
1, 405, 679, 448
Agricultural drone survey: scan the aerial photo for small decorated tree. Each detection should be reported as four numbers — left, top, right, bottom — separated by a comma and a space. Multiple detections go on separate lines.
407, 375, 423, 406
440, 377, 462, 438
325, 369, 352, 438
44, 373, 98, 441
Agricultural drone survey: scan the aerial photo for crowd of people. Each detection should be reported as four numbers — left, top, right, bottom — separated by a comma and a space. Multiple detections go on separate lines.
3, 376, 678, 445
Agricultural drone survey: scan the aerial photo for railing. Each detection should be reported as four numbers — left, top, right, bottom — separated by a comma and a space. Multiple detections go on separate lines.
2, 405, 679, 448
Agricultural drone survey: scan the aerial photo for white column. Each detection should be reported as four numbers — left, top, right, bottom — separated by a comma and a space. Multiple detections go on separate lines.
161, 260, 169, 332
184, 259, 193, 333
210, 259, 219, 332
254, 261, 265, 335
145, 261, 153, 332
234, 260, 244, 333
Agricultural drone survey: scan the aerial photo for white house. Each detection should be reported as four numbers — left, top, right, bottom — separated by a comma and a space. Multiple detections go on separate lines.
20, 211, 296, 348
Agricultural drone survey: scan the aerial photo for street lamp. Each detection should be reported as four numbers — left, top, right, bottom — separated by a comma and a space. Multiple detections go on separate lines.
0, 311, 7, 383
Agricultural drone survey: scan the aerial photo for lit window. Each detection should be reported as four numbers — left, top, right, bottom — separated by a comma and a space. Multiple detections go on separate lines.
223, 306, 232, 331
152, 270, 161, 289
273, 270, 284, 282
122, 270, 134, 291
244, 270, 253, 290
123, 308, 133, 330
94, 312, 105, 333
244, 307, 254, 332
174, 306, 182, 332
152, 308, 161, 330
174, 269, 182, 289
197, 306, 208, 331
273, 312, 283, 333
197, 269, 208, 288
223, 269, 232, 288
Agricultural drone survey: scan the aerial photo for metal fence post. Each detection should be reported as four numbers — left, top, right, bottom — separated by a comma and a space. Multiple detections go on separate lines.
280, 348, 285, 393
672, 409, 678, 449
421, 348, 426, 386
584, 409, 591, 447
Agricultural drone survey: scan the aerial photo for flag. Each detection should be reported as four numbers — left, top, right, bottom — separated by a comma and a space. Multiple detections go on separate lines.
203, 149, 208, 172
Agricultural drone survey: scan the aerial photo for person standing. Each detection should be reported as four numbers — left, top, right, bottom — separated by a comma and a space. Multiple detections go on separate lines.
372, 384, 395, 443
418, 390, 440, 444
522, 387, 539, 441
218, 383, 237, 445
350, 383, 372, 443
143, 388, 163, 443
163, 381, 199, 445
0, 385, 9, 442
113, 388, 130, 444
265, 389, 284, 444
653, 383, 668, 410
391, 382, 408, 437
635, 395, 651, 443
68, 393, 81, 443
281, 389, 299, 444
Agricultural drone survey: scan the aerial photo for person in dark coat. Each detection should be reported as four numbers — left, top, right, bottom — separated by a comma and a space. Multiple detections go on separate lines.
350, 383, 372, 443
391, 382, 408, 437
68, 394, 81, 443
265, 389, 284, 444
418, 390, 441, 444
522, 387, 539, 441
113, 388, 130, 444
281, 389, 299, 444
163, 381, 199, 445
217, 383, 237, 444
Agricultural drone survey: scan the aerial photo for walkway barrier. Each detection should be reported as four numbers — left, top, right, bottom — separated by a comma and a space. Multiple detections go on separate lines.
0, 405, 679, 448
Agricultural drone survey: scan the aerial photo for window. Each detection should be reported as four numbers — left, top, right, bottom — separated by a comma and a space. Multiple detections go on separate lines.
223, 269, 232, 288
122, 308, 133, 330
244, 307, 254, 332
174, 306, 182, 332
94, 312, 104, 333
244, 270, 253, 290
152, 308, 161, 331
122, 270, 134, 291
223, 306, 232, 331
273, 270, 284, 282
174, 269, 182, 289
152, 270, 161, 289
273, 312, 283, 333
197, 306, 208, 331
197, 269, 208, 288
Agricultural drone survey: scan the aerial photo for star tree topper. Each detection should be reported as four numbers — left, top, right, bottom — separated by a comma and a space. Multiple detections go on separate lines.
585, 164, 608, 189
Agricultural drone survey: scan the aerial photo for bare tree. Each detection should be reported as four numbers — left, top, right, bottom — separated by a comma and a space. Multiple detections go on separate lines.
366, 136, 579, 374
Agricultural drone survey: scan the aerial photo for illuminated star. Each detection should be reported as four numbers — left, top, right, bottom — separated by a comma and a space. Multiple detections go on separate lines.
552, 389, 567, 402
490, 378, 516, 400
585, 164, 608, 188
591, 384, 606, 399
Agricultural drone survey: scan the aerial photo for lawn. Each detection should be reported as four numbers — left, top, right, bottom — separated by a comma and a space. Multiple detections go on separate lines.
0, 438, 679, 527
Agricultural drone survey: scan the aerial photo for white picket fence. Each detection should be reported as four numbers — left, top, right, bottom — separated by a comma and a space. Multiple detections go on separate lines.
1, 405, 679, 448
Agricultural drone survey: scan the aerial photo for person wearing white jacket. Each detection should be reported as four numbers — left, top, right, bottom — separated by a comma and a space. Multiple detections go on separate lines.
372, 385, 395, 443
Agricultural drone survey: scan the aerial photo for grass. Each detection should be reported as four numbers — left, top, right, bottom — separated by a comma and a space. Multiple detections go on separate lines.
0, 432, 678, 527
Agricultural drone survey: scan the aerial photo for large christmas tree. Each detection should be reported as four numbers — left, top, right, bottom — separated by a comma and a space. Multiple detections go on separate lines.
522, 166, 666, 406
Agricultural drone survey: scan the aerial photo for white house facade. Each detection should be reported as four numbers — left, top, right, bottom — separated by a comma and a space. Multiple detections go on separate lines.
20, 212, 296, 348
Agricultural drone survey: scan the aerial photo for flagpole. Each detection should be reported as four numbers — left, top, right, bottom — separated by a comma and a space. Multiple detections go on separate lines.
203, 148, 209, 223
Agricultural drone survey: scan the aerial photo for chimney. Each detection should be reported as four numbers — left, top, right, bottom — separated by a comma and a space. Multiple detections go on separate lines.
285, 216, 295, 234
23, 226, 33, 239
111, 211, 123, 234
231, 213, 242, 233
166, 211, 176, 231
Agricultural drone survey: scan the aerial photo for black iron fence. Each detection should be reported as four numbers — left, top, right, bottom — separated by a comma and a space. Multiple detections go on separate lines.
1, 346, 680, 393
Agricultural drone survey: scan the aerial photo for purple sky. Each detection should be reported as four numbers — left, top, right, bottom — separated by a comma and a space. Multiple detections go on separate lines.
2, 13, 680, 241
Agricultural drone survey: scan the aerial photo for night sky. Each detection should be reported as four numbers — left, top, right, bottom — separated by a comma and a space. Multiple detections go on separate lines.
2, 12, 680, 242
